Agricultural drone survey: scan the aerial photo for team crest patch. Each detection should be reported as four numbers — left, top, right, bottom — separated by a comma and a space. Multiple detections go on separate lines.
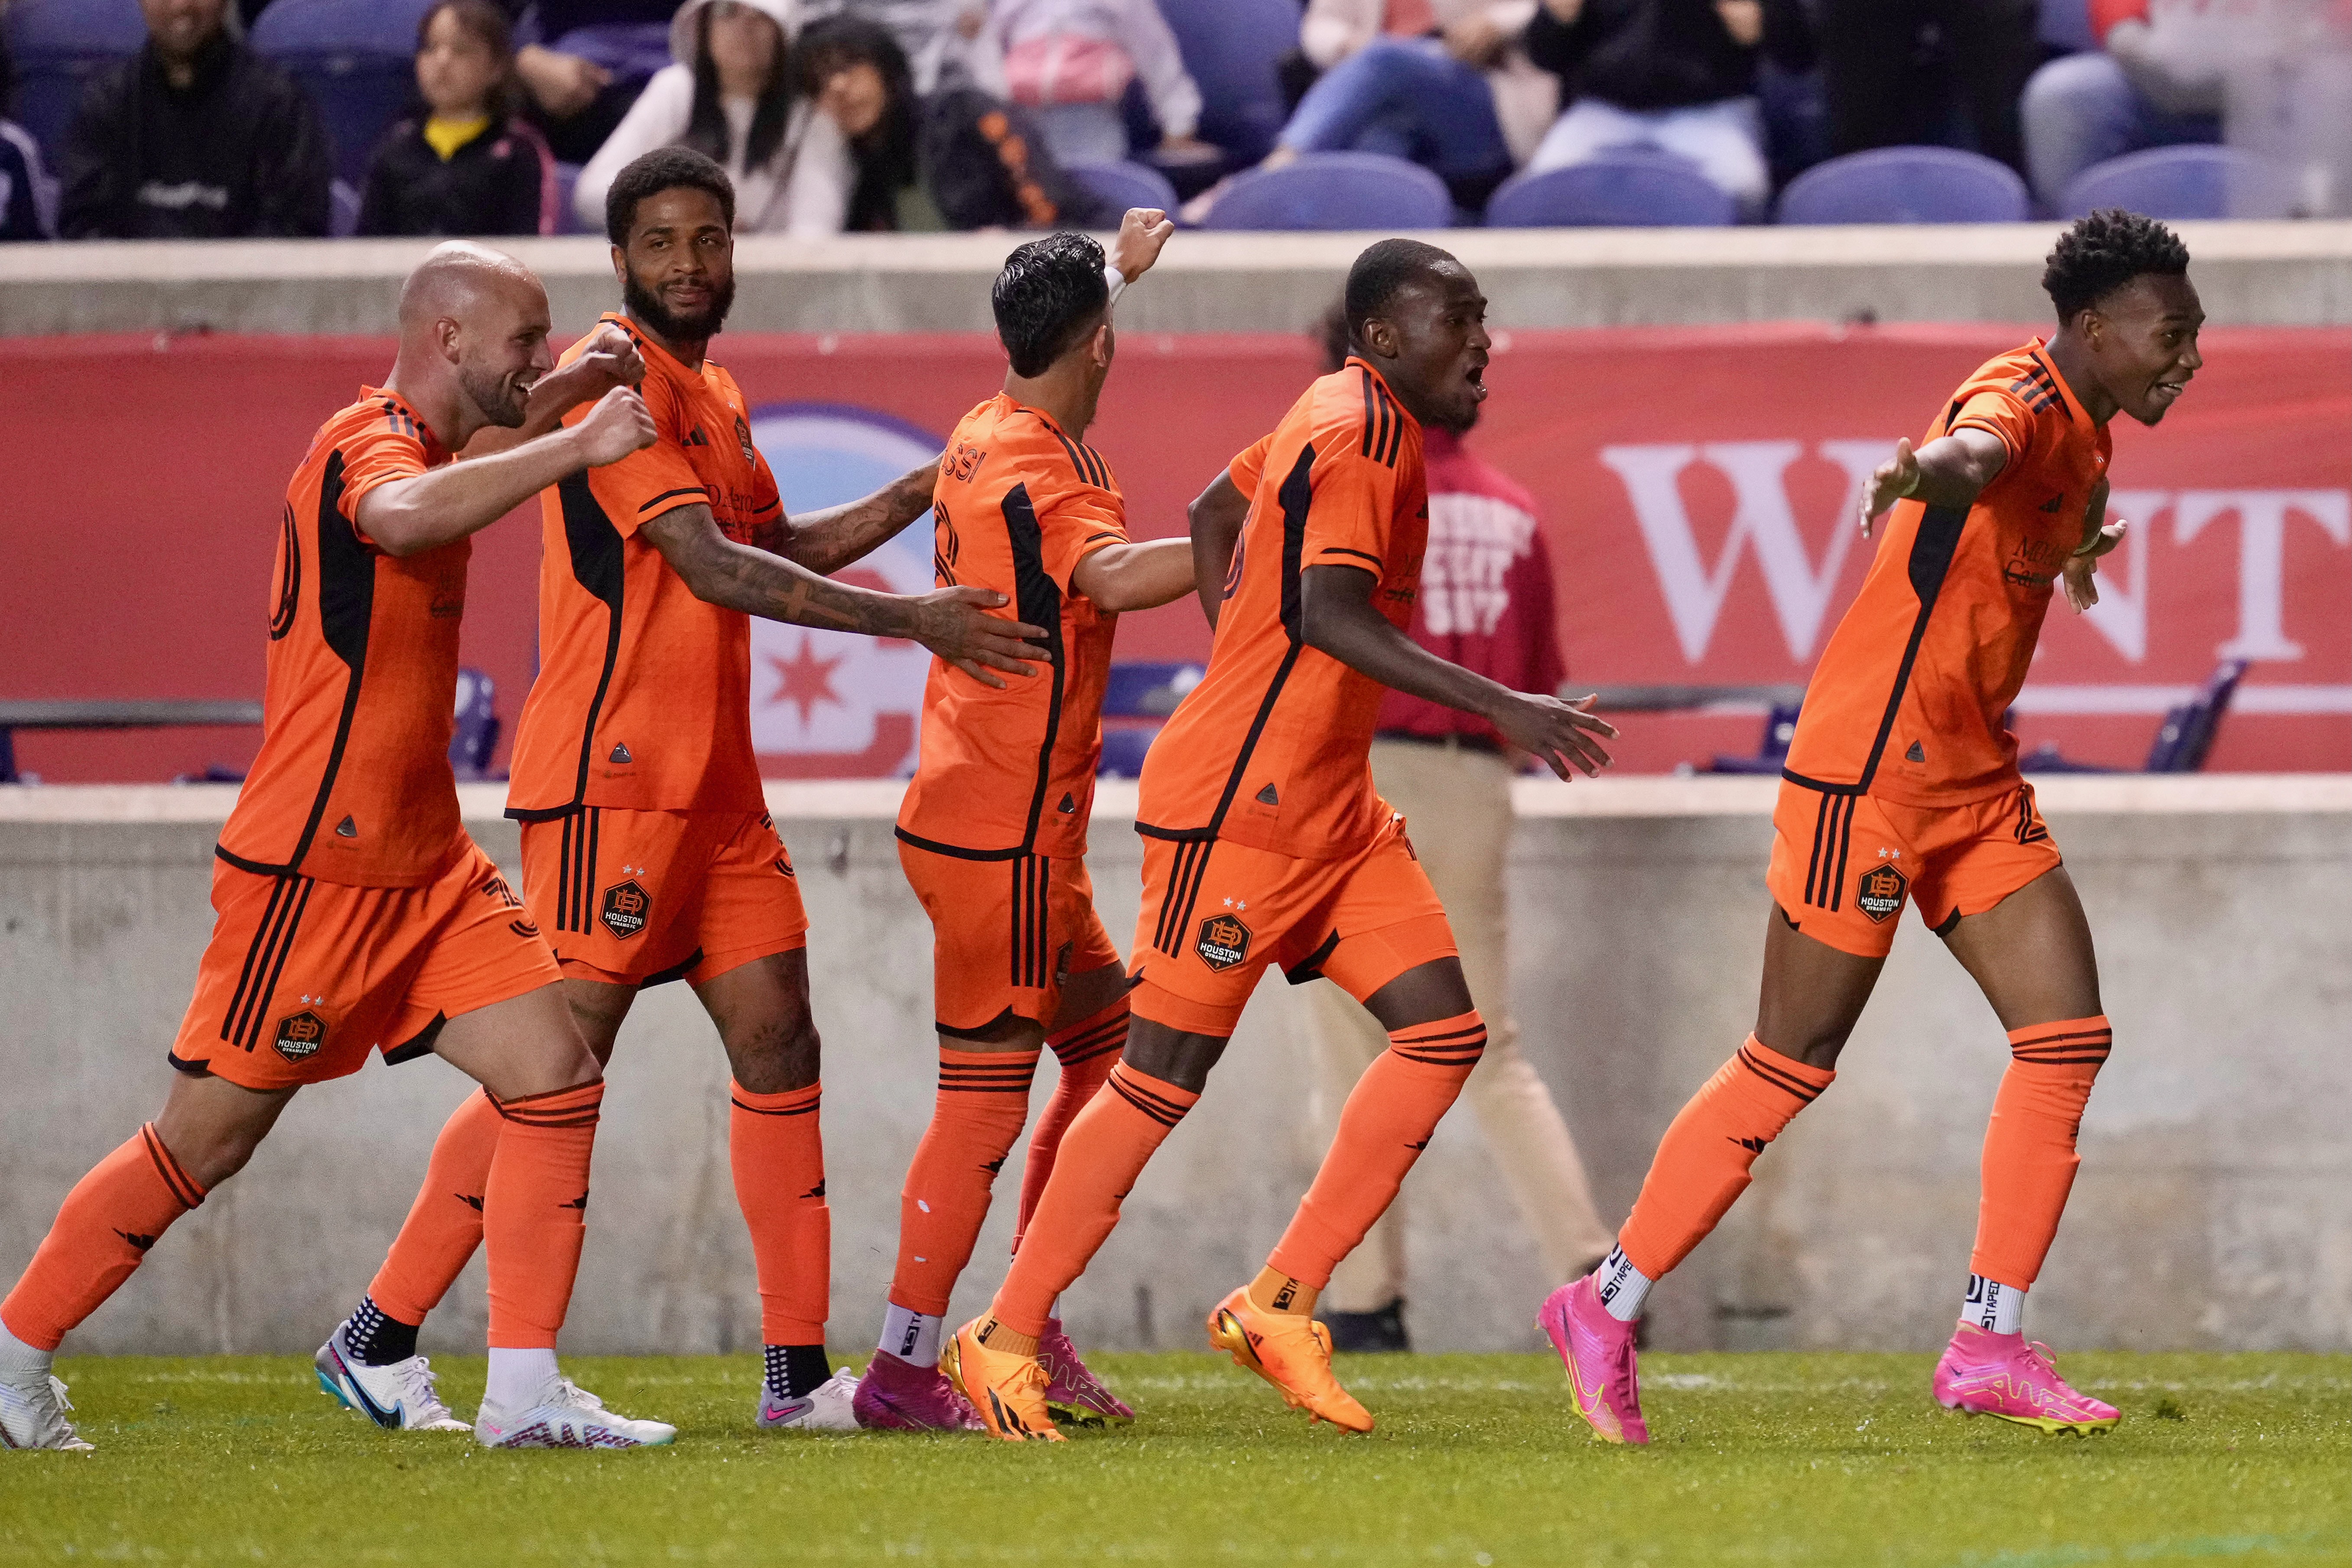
273, 1009, 328, 1062
1196, 913, 1251, 971
735, 414, 757, 463
1855, 863, 1908, 924
600, 879, 651, 940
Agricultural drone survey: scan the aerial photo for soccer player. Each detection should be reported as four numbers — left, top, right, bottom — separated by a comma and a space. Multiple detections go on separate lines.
943, 238, 1618, 1441
1541, 210, 2199, 1445
853, 220, 1194, 1433
314, 148, 1048, 1435
0, 243, 676, 1452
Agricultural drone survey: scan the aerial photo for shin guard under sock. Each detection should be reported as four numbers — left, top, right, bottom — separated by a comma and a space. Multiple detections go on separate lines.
1016, 997, 1128, 1249
1970, 1015, 2111, 1290
0, 1124, 205, 1351
366, 1087, 501, 1328
991, 1062, 1196, 1338
1617, 1035, 1834, 1280
730, 1081, 830, 1347
891, 1048, 1041, 1318
1267, 1010, 1486, 1290
482, 1080, 602, 1350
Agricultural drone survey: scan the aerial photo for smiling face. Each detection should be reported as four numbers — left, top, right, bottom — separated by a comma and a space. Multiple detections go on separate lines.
2081, 272, 2204, 426
615, 185, 737, 348
1362, 264, 1490, 433
449, 272, 555, 429
818, 60, 890, 138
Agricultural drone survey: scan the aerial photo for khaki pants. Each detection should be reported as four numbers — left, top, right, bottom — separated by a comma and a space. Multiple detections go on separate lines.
1307, 739, 1615, 1312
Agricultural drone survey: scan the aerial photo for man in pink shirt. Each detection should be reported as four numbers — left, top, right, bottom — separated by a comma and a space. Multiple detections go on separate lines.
1301, 306, 1614, 1351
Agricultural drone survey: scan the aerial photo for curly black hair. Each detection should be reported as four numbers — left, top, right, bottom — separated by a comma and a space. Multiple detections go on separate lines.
1344, 237, 1459, 349
2043, 209, 2190, 323
606, 147, 736, 247
994, 231, 1108, 378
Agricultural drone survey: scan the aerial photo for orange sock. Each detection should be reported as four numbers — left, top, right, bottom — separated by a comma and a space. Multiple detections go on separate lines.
890, 1048, 1041, 1317
1015, 997, 1128, 1250
367, 1088, 501, 1326
1971, 1015, 2111, 1288
482, 1080, 602, 1350
990, 1061, 1197, 1338
1267, 1010, 1486, 1290
1617, 1035, 1833, 1279
0, 1125, 205, 1351
731, 1080, 830, 1346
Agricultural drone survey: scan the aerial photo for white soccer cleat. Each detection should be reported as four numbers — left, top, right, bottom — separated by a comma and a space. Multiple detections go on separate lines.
313, 1327, 471, 1433
756, 1368, 862, 1431
475, 1377, 676, 1449
0, 1370, 94, 1452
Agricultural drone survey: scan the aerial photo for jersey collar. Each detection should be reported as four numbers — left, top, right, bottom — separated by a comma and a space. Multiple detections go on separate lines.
361, 384, 449, 462
2024, 337, 2095, 433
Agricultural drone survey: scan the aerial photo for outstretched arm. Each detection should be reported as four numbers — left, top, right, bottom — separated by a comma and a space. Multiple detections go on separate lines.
461, 323, 646, 459
1186, 471, 1250, 628
1070, 537, 1196, 613
642, 502, 1046, 687
1857, 428, 2009, 538
752, 459, 940, 576
1299, 565, 1616, 780
360, 387, 655, 558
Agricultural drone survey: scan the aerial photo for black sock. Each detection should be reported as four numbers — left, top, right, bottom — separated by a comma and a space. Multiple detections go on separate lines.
764, 1343, 833, 1400
344, 1296, 421, 1366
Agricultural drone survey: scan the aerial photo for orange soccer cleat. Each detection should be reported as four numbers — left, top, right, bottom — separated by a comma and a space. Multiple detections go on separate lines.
1206, 1287, 1373, 1433
942, 1318, 1064, 1442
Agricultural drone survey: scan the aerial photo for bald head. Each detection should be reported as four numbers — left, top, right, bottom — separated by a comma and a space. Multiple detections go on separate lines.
396, 242, 555, 434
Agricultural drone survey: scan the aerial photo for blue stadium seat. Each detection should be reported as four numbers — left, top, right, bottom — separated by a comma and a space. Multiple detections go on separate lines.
1066, 160, 1179, 224
555, 161, 586, 235
1777, 146, 2030, 224
451, 667, 502, 781
2061, 145, 2298, 220
2038, 0, 2098, 53
1485, 151, 1737, 228
1155, 0, 1293, 166
1097, 662, 1203, 778
251, 0, 436, 187
1200, 151, 1450, 231
3, 0, 147, 163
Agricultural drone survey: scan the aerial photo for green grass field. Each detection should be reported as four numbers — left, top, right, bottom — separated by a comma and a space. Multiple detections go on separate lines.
3, 1352, 2343, 1565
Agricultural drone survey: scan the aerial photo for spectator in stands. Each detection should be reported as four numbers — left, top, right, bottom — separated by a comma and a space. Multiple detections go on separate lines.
1815, 0, 2040, 176
1262, 0, 1560, 208
59, 0, 332, 238
579, 3, 916, 234
502, 0, 686, 164
2020, 1, 2225, 210
981, 0, 1206, 166
2, 36, 52, 241
358, 1, 557, 237
803, 0, 990, 96
1522, 0, 1814, 221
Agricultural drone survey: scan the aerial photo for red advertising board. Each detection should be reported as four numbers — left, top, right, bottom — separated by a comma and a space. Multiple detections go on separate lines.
1, 323, 2342, 782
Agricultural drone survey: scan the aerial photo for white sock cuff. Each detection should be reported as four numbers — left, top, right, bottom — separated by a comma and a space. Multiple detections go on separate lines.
0, 1317, 55, 1376
1594, 1244, 1652, 1323
1963, 1275, 2025, 1336
484, 1346, 561, 1411
880, 1302, 943, 1369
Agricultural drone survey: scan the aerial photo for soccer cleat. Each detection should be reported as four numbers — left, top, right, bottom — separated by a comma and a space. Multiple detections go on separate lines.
1537, 1276, 1649, 1445
756, 1368, 862, 1431
0, 1370, 94, 1452
475, 1377, 676, 1449
1934, 1324, 2120, 1436
1038, 1318, 1133, 1427
851, 1350, 985, 1432
312, 1326, 470, 1433
1206, 1287, 1373, 1434
942, 1318, 1063, 1442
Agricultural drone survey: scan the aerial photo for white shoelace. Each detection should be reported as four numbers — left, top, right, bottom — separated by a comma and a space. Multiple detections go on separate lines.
390, 1357, 458, 1426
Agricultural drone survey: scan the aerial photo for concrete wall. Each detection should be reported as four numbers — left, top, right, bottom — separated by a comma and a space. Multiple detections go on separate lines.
4, 222, 2349, 337
0, 776, 2345, 1359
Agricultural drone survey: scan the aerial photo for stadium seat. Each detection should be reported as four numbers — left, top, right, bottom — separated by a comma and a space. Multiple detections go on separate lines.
1156, 0, 1294, 166
555, 161, 585, 235
1777, 147, 2030, 224
451, 667, 501, 780
2061, 145, 2299, 221
1066, 160, 1179, 224
2143, 660, 2248, 772
3, 0, 147, 163
1097, 661, 1203, 777
1705, 700, 1803, 774
1199, 151, 1451, 231
1485, 151, 1737, 228
2038, 0, 2099, 52
250, 0, 436, 187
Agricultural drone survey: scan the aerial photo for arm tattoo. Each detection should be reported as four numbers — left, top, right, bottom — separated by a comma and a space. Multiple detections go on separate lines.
764, 465, 936, 576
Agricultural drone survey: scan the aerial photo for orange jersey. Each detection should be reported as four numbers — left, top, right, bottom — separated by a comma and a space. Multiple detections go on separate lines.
1135, 358, 1428, 860
896, 394, 1128, 859
1785, 339, 2113, 807
506, 313, 780, 820
215, 388, 467, 887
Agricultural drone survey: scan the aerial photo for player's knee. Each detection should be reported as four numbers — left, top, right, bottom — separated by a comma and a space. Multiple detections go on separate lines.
1120, 1017, 1226, 1094
725, 1008, 820, 1095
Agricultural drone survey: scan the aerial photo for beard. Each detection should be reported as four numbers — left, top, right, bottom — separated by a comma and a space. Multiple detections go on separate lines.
624, 266, 736, 344
459, 363, 530, 429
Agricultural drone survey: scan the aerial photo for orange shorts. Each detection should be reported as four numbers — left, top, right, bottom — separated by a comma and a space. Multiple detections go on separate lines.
168, 837, 560, 1092
1767, 778, 2063, 959
897, 842, 1125, 1037
520, 807, 808, 988
1130, 810, 1456, 1037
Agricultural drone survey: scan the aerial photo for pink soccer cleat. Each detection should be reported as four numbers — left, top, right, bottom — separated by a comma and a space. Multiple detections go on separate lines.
1934, 1324, 2120, 1436
850, 1350, 985, 1432
1038, 1318, 1134, 1427
1537, 1276, 1649, 1445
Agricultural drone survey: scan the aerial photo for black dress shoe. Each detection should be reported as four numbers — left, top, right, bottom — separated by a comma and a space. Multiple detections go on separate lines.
1324, 1297, 1411, 1353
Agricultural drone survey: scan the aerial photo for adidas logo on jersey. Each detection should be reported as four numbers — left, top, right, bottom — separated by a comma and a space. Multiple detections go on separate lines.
610, 742, 633, 764
2039, 493, 2065, 513
682, 427, 709, 447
